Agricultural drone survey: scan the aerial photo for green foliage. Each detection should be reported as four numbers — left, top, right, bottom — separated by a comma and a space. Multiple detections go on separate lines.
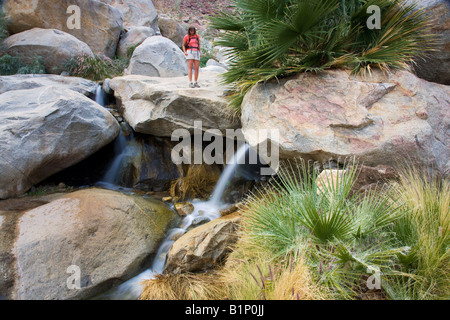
241, 159, 416, 298
386, 165, 450, 300
0, 10, 9, 44
210, 0, 436, 114
64, 54, 129, 81
200, 49, 214, 68
0, 54, 46, 75
238, 159, 449, 299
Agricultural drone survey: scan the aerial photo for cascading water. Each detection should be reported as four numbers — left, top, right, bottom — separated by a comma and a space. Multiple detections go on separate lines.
93, 84, 138, 190
96, 128, 137, 189
210, 143, 250, 205
92, 85, 261, 299
100, 143, 251, 300
95, 84, 107, 107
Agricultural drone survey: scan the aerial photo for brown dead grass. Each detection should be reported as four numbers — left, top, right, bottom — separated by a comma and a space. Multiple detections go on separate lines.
170, 165, 221, 200
139, 272, 225, 300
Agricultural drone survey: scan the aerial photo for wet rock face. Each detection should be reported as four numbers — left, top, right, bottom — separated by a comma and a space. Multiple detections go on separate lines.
129, 135, 181, 191
0, 188, 180, 300
164, 212, 241, 274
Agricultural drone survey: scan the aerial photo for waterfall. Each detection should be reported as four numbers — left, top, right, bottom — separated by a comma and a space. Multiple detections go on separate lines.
98, 143, 252, 300
96, 128, 136, 189
94, 84, 107, 107
210, 143, 250, 205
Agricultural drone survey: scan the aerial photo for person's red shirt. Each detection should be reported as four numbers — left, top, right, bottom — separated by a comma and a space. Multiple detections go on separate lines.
183, 34, 200, 51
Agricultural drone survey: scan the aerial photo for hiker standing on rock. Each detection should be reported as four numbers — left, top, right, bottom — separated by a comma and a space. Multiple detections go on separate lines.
183, 26, 201, 88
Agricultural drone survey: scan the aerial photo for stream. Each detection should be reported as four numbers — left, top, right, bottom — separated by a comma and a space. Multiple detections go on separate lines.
90, 85, 257, 300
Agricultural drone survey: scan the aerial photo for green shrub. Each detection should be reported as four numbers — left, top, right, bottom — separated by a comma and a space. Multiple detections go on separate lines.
64, 54, 129, 81
0, 10, 9, 43
237, 159, 411, 299
210, 0, 436, 114
226, 159, 448, 300
0, 54, 46, 75
386, 165, 449, 300
200, 49, 214, 68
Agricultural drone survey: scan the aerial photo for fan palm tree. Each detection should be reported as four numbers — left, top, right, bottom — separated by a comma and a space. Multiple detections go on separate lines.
209, 0, 435, 114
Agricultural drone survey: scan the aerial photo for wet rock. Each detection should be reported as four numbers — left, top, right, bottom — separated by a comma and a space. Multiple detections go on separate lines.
1, 188, 180, 300
164, 212, 241, 274
174, 202, 194, 217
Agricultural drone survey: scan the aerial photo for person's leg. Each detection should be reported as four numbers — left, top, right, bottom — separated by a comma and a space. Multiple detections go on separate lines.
194, 60, 200, 82
187, 59, 194, 83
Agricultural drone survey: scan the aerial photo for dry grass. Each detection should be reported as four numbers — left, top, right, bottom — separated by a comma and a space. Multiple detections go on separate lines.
216, 236, 329, 300
139, 273, 225, 300
170, 165, 221, 200
390, 165, 450, 299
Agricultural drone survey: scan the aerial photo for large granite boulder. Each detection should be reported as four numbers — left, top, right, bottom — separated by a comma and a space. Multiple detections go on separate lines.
241, 69, 450, 173
109, 71, 240, 137
117, 26, 156, 59
158, 14, 186, 48
98, 0, 159, 31
0, 188, 179, 300
0, 86, 120, 199
2, 0, 123, 58
0, 74, 97, 96
128, 36, 188, 78
3, 28, 94, 74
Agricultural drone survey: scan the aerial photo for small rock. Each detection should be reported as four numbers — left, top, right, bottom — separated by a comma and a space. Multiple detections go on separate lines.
162, 196, 173, 202
219, 204, 238, 217
416, 109, 429, 120
174, 202, 194, 217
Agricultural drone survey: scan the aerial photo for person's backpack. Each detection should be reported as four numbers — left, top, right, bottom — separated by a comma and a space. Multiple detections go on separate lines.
186, 34, 199, 50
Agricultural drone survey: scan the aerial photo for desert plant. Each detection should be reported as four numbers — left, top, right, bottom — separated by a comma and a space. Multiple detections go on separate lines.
0, 54, 46, 75
64, 54, 129, 81
0, 10, 9, 44
139, 272, 224, 300
209, 0, 435, 114
217, 243, 329, 300
386, 165, 449, 299
237, 159, 411, 299
170, 165, 221, 200
200, 48, 215, 68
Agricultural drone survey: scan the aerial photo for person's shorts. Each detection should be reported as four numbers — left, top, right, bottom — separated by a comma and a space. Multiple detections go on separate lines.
186, 49, 201, 61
